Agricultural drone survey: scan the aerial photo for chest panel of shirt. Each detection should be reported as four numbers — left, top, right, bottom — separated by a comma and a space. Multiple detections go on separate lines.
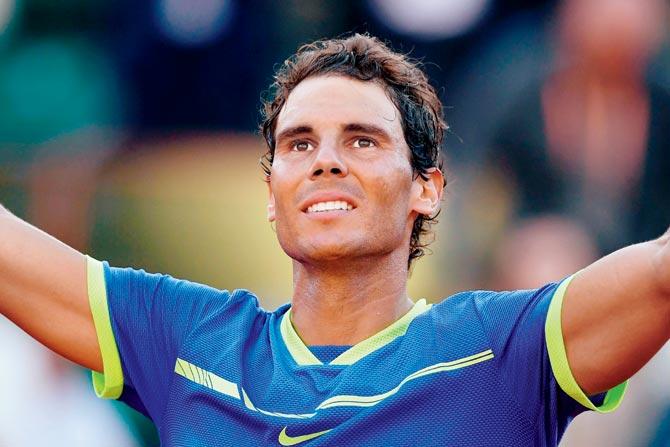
162, 365, 534, 446
159, 296, 537, 446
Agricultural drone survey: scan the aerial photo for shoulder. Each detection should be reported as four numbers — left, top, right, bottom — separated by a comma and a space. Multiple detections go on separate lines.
428, 281, 564, 345
162, 286, 277, 364
186, 286, 270, 328
433, 282, 562, 316
429, 287, 540, 319
97, 258, 271, 325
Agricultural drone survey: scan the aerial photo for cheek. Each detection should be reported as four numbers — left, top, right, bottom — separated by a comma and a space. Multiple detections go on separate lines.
372, 164, 413, 207
273, 191, 294, 221
269, 166, 298, 217
360, 169, 414, 239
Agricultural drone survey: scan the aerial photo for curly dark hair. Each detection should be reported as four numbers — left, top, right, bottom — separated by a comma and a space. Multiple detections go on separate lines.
260, 33, 447, 269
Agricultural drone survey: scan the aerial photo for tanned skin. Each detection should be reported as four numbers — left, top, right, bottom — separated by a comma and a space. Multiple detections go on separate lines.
1, 75, 670, 396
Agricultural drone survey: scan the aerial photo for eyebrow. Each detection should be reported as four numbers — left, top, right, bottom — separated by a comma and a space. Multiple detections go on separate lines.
275, 123, 392, 144
275, 125, 313, 144
342, 123, 391, 141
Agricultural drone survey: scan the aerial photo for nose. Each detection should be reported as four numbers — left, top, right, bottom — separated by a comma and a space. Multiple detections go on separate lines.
309, 141, 348, 179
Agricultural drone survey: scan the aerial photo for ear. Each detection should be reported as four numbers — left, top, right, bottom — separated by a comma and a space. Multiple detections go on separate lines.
266, 176, 276, 222
410, 168, 444, 217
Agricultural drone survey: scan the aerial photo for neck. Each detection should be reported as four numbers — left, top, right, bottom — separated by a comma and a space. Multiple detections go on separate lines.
289, 250, 414, 346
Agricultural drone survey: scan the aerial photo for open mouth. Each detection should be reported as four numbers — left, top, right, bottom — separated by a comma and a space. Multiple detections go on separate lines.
306, 200, 354, 214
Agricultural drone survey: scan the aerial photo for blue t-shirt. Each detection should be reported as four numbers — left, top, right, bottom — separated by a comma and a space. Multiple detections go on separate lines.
86, 257, 627, 446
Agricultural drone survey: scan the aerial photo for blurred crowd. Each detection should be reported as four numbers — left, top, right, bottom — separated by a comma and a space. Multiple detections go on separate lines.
1, 0, 669, 445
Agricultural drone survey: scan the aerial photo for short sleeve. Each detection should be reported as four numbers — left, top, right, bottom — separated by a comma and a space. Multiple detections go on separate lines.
86, 256, 232, 423
474, 276, 627, 430
544, 275, 627, 412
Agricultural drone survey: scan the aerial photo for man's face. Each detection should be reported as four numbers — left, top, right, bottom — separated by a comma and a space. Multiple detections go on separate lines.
267, 75, 437, 266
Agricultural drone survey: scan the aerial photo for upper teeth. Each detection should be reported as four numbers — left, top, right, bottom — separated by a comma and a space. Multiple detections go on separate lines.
307, 201, 353, 213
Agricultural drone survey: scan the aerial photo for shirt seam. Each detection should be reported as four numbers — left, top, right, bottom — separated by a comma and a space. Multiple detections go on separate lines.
474, 292, 539, 431
155, 275, 189, 432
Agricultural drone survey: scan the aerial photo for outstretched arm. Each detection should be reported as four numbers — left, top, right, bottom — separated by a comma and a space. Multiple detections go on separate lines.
562, 226, 670, 395
0, 204, 101, 372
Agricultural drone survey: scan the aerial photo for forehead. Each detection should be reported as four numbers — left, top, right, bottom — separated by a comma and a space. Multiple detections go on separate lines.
275, 75, 403, 138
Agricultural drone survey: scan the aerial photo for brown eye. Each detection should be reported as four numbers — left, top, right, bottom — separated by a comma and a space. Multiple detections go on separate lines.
292, 141, 313, 152
353, 138, 375, 149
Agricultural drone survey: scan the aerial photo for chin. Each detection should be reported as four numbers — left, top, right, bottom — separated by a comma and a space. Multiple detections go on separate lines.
306, 243, 360, 262
283, 237, 369, 264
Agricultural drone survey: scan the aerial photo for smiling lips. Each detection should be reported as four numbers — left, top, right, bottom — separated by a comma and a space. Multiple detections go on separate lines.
306, 200, 354, 213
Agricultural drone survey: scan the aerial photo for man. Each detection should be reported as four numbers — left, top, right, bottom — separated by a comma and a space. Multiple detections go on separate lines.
1, 34, 669, 446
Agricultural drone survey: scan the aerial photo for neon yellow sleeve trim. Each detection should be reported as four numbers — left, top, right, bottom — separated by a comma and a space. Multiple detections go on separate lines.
545, 274, 627, 413
87, 256, 124, 399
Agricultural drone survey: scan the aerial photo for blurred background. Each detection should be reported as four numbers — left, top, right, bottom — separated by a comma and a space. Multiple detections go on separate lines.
1, 0, 669, 445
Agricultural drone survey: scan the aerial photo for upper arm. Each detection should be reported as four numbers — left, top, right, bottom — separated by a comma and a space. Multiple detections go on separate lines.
0, 208, 102, 372
561, 237, 670, 395
476, 285, 576, 424
477, 283, 626, 428
90, 262, 234, 420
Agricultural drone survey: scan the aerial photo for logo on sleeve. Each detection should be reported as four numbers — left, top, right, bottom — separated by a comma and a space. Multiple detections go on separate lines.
278, 426, 332, 446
